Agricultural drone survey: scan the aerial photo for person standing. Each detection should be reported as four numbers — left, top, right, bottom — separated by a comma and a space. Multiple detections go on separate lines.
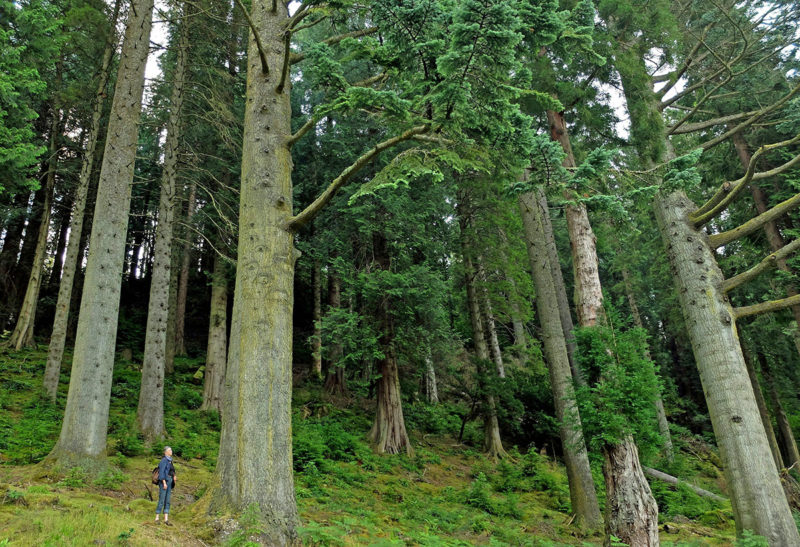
155, 446, 176, 525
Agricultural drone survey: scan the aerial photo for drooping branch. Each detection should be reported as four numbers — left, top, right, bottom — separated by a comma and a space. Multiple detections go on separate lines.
723, 239, 800, 293
233, 0, 269, 75
276, 30, 291, 93
734, 294, 800, 320
691, 133, 800, 226
289, 27, 378, 64
709, 192, 800, 249
699, 81, 800, 151
667, 110, 759, 135
288, 124, 430, 231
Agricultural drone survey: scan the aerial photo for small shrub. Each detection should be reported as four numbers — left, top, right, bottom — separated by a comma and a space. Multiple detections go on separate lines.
58, 467, 87, 488
177, 384, 203, 410
116, 430, 145, 457
94, 469, 128, 490
465, 473, 496, 514
2, 489, 24, 504
735, 531, 768, 547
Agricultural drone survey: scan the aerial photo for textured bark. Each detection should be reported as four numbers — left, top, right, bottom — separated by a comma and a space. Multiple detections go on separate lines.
654, 190, 799, 542
202, 253, 228, 413
424, 351, 439, 405
537, 189, 584, 385
137, 7, 188, 442
208, 1, 299, 539
740, 340, 783, 471
602, 437, 660, 547
463, 251, 506, 460
621, 268, 674, 462
8, 106, 58, 350
733, 131, 800, 355
311, 259, 323, 379
43, 3, 118, 400
47, 0, 154, 467
369, 233, 413, 456
518, 187, 601, 527
323, 272, 346, 396
174, 181, 196, 356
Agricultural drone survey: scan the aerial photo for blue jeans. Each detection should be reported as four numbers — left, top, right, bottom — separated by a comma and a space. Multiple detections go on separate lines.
156, 481, 172, 515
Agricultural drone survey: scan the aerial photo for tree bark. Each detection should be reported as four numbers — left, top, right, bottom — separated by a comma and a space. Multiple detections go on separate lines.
8, 102, 59, 350
368, 232, 413, 456
202, 253, 228, 413
174, 181, 196, 356
760, 354, 800, 469
423, 350, 439, 405
477, 257, 505, 378
740, 339, 783, 471
47, 201, 71, 293
311, 258, 323, 379
43, 0, 120, 400
323, 271, 346, 396
208, 1, 299, 539
602, 437, 660, 547
137, 5, 189, 442
654, 190, 799, 542
518, 187, 601, 527
47, 0, 154, 467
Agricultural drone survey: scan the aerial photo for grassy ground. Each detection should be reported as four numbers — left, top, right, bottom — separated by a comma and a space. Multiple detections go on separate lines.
0, 346, 739, 545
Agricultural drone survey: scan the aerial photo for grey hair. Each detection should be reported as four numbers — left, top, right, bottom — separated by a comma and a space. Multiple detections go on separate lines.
164, 446, 172, 454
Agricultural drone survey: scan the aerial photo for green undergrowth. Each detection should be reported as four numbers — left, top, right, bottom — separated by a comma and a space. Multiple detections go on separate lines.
1, 347, 739, 545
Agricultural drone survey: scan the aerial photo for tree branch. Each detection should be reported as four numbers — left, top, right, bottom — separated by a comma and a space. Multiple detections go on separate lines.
667, 110, 759, 135
289, 27, 378, 64
233, 0, 269, 75
288, 124, 430, 231
690, 133, 800, 226
723, 239, 800, 293
276, 30, 291, 93
709, 192, 800, 249
734, 294, 800, 320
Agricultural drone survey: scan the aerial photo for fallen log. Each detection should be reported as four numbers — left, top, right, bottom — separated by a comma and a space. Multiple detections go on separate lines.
643, 467, 727, 502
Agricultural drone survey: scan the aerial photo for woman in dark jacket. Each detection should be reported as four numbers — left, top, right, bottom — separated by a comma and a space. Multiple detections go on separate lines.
155, 446, 176, 525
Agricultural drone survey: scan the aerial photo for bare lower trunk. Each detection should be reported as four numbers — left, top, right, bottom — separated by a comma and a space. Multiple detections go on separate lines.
48, 0, 154, 467
760, 355, 800, 469
47, 205, 70, 293
518, 186, 601, 527
208, 2, 298, 540
424, 351, 439, 404
174, 181, 196, 356
602, 437, 659, 547
202, 253, 227, 413
740, 340, 783, 471
477, 258, 505, 378
164, 243, 179, 374
654, 190, 799, 542
323, 272, 346, 396
311, 259, 323, 379
137, 8, 188, 442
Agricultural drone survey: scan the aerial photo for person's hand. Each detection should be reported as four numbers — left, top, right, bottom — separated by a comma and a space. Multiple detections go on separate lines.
162, 480, 167, 489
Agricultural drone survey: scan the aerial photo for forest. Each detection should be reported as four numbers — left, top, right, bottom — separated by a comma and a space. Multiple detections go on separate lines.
2, 0, 800, 544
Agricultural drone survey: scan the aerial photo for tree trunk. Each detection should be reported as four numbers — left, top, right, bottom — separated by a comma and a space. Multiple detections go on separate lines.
537, 189, 584, 385
424, 350, 439, 405
208, 1, 299, 539
311, 258, 323, 379
602, 437, 660, 547
13, 187, 46, 319
733, 131, 800, 355
518, 186, 601, 528
43, 1, 119, 400
202, 253, 228, 413
0, 192, 29, 322
654, 190, 799, 542
323, 272, 346, 396
760, 354, 800, 469
47, 0, 154, 468
137, 6, 189, 442
174, 181, 196, 356
740, 339, 783, 471
164, 240, 180, 374
9, 87, 62, 350
47, 201, 71, 293
476, 257, 505, 378
369, 232, 413, 456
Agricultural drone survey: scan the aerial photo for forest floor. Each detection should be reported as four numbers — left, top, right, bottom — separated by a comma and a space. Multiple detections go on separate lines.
0, 347, 740, 545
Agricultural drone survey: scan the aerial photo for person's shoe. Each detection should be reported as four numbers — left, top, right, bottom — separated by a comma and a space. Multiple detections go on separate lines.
164, 521, 173, 526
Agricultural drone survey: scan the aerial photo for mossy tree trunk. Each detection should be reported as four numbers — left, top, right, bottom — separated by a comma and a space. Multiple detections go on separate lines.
137, 4, 189, 442
48, 0, 154, 467
201, 253, 228, 413
518, 186, 601, 527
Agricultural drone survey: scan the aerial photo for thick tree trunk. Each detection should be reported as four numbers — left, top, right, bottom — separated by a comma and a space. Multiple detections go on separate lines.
537, 189, 584, 385
137, 7, 188, 442
463, 251, 506, 460
654, 190, 799, 542
208, 2, 299, 540
602, 437, 660, 547
311, 259, 323, 379
202, 253, 228, 413
47, 0, 154, 468
8, 114, 58, 350
740, 340, 783, 471
518, 186, 601, 527
369, 233, 413, 456
323, 272, 346, 396
43, 1, 120, 400
733, 131, 800, 355
760, 355, 800, 469
174, 181, 196, 356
